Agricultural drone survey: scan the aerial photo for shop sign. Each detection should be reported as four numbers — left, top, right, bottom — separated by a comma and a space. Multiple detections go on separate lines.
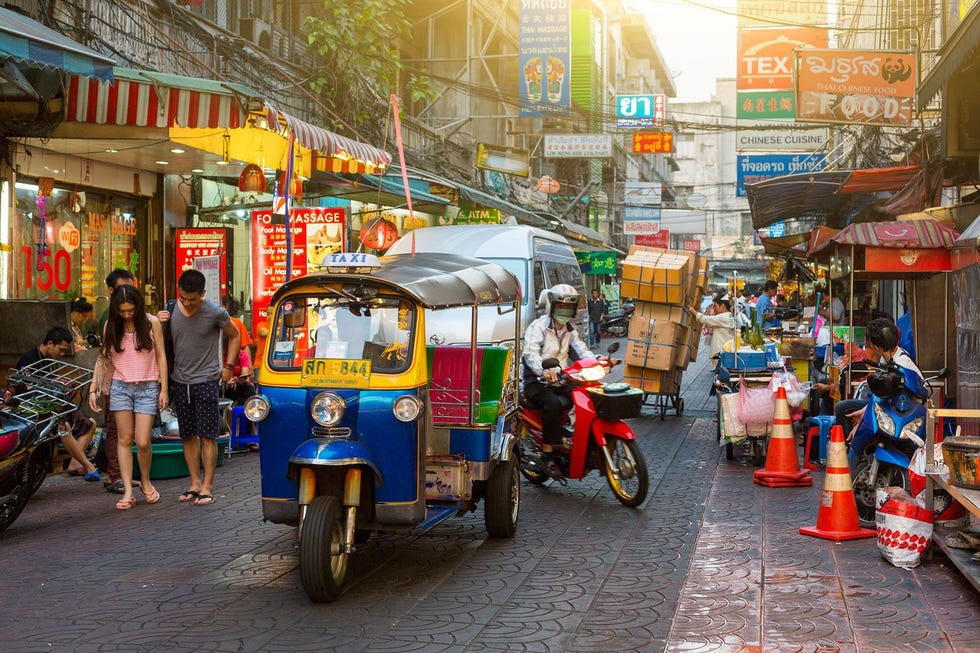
58, 221, 81, 253
623, 206, 662, 235
795, 49, 916, 126
576, 251, 617, 275
624, 182, 663, 206
454, 208, 501, 225
250, 207, 346, 336
175, 227, 230, 296
632, 132, 674, 154
865, 247, 951, 272
635, 230, 671, 249
737, 0, 828, 28
476, 143, 530, 177
737, 27, 828, 91
682, 239, 701, 252
543, 134, 613, 158
519, 0, 570, 116
737, 90, 796, 120
736, 126, 827, 152
616, 94, 667, 128
736, 153, 827, 197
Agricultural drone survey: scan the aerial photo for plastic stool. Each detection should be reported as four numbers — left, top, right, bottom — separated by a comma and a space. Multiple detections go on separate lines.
230, 405, 259, 453
804, 415, 835, 470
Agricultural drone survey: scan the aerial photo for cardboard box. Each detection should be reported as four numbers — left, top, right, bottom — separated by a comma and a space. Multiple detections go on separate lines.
623, 364, 682, 395
633, 301, 687, 326
621, 249, 689, 305
625, 319, 680, 370
627, 246, 707, 306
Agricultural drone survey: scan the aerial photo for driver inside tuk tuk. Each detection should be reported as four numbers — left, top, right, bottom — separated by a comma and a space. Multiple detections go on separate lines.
522, 284, 599, 452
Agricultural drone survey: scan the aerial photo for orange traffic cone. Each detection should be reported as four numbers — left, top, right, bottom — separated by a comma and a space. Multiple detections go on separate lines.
753, 386, 812, 487
799, 425, 876, 541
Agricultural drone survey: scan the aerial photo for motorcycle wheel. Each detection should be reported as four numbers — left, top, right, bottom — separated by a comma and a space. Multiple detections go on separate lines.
299, 495, 349, 602
0, 472, 29, 534
484, 455, 520, 538
851, 455, 910, 528
606, 323, 628, 338
603, 437, 649, 507
27, 444, 52, 497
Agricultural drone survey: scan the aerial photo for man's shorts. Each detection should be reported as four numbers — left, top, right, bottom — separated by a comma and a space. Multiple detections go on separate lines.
109, 379, 160, 415
171, 380, 221, 440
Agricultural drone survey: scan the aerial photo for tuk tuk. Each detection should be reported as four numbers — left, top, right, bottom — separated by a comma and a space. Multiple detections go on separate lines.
245, 252, 522, 601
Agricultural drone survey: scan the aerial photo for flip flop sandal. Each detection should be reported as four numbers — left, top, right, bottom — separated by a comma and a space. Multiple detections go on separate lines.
178, 490, 200, 503
140, 485, 161, 504
84, 471, 102, 482
115, 497, 136, 511
105, 481, 125, 495
193, 494, 215, 506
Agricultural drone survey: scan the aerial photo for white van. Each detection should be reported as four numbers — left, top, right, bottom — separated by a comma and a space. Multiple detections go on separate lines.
386, 224, 586, 345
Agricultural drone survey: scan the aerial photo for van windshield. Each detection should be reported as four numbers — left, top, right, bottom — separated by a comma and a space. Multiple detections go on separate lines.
267, 294, 414, 373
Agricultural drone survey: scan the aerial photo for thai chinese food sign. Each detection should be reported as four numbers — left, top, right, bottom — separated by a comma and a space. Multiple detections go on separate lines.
519, 0, 570, 116
795, 49, 917, 126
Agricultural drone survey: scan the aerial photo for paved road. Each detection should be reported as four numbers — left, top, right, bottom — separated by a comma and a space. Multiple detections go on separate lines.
2, 348, 978, 652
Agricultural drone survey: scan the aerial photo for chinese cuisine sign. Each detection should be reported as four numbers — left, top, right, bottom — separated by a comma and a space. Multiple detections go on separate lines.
519, 0, 570, 116
250, 207, 346, 335
795, 49, 917, 126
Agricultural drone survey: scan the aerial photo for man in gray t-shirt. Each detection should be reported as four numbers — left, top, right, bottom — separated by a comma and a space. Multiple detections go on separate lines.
159, 269, 240, 507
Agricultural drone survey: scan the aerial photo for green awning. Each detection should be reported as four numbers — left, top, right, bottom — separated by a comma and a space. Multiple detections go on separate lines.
0, 8, 114, 81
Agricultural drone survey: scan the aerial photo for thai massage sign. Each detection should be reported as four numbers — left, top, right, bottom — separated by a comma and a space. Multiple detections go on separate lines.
795, 49, 917, 126
174, 227, 230, 295
518, 0, 570, 116
250, 207, 346, 335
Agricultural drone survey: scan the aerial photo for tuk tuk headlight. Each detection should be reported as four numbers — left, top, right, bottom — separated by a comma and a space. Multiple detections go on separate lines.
311, 392, 346, 426
243, 395, 271, 422
393, 395, 423, 422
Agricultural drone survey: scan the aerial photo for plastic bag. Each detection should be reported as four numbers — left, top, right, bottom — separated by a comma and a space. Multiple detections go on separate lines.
737, 380, 775, 424
908, 445, 968, 527
875, 488, 934, 569
719, 392, 747, 442
769, 370, 806, 408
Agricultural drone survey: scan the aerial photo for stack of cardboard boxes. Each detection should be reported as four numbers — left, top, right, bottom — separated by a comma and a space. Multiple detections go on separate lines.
619, 246, 710, 395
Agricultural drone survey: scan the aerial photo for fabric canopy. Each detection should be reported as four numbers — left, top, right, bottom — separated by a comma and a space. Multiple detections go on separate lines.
761, 231, 810, 257
746, 171, 875, 230
265, 104, 391, 169
837, 165, 923, 194
0, 8, 114, 81
832, 220, 959, 249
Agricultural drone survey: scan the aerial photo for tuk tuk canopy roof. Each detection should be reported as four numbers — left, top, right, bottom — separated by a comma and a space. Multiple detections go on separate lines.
275, 253, 522, 310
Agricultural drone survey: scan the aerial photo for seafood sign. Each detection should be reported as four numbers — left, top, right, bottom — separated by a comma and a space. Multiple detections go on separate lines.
519, 0, 570, 116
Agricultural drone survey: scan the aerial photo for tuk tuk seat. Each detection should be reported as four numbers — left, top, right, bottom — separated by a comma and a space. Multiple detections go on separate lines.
426, 346, 510, 424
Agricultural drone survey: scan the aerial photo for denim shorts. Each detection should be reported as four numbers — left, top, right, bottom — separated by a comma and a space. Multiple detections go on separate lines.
109, 379, 160, 415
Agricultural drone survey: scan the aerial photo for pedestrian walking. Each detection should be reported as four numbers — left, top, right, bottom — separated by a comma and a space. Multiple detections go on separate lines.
159, 269, 241, 507
89, 285, 168, 510
98, 268, 137, 495
586, 288, 607, 348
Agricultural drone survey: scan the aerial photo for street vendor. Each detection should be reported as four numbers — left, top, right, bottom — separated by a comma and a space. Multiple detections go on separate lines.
755, 280, 780, 329
687, 294, 737, 361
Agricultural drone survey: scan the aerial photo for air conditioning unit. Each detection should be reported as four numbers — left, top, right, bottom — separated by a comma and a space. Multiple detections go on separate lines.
239, 17, 273, 50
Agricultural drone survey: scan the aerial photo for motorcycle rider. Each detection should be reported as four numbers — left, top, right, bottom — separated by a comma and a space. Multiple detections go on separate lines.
522, 284, 596, 453
837, 317, 926, 453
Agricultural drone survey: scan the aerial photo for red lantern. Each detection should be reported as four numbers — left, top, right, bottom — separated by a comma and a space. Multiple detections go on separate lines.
275, 170, 302, 201
238, 164, 267, 193
360, 218, 399, 251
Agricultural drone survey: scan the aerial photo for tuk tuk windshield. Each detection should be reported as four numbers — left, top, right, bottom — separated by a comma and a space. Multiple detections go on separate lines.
267, 293, 415, 373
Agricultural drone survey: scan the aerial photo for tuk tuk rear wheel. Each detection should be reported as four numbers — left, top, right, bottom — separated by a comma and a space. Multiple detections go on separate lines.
299, 496, 348, 602
485, 456, 520, 538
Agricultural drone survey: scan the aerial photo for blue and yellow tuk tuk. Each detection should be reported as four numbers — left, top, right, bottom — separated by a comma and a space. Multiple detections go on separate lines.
245, 252, 522, 601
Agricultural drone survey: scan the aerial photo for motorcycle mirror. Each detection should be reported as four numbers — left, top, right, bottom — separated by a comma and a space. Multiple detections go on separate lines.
606, 341, 620, 355
541, 357, 561, 370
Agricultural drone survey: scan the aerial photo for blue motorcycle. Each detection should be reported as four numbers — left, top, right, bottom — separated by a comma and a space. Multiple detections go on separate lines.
849, 362, 943, 527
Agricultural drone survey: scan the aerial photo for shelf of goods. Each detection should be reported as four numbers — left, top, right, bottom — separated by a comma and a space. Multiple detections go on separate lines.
924, 407, 980, 593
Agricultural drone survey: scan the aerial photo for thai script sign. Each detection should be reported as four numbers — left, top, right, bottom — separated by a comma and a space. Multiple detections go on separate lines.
736, 126, 827, 151
616, 94, 667, 128
736, 154, 827, 197
737, 28, 827, 91
543, 134, 613, 158
519, 0, 570, 116
624, 182, 663, 206
795, 49, 917, 126
623, 206, 662, 235
635, 230, 670, 248
175, 227, 229, 295
632, 132, 674, 154
737, 0, 828, 28
737, 90, 796, 119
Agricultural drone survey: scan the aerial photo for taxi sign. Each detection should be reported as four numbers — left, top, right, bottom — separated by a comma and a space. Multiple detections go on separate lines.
321, 252, 382, 269
301, 358, 372, 389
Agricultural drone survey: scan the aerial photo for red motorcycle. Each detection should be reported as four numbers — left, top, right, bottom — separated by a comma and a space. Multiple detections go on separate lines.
518, 343, 649, 506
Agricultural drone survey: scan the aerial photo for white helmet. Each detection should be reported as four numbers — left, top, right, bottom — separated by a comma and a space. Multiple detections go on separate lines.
547, 283, 579, 311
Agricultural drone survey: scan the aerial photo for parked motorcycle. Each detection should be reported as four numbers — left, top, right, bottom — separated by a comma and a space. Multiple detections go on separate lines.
602, 301, 634, 338
0, 359, 92, 533
849, 362, 944, 527
518, 342, 649, 506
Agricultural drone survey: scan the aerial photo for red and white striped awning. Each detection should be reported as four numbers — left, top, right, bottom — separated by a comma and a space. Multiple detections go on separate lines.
265, 104, 391, 169
65, 68, 262, 129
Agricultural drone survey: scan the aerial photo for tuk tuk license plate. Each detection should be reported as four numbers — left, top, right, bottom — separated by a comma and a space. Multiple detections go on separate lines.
301, 359, 371, 389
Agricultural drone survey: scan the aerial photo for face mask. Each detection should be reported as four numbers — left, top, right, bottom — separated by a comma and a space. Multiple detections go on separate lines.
554, 308, 576, 322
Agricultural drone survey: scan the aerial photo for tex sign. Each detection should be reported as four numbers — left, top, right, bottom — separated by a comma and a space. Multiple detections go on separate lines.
737, 28, 828, 91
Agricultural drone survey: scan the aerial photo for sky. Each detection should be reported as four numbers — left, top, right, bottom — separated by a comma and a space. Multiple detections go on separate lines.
633, 0, 738, 102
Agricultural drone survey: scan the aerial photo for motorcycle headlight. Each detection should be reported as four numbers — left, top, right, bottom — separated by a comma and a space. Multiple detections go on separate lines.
311, 392, 345, 427
393, 395, 423, 422
899, 417, 924, 442
243, 395, 271, 422
873, 402, 895, 436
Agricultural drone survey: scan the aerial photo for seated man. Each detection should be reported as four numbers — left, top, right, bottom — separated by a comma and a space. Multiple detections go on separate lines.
834, 317, 925, 453
15, 326, 99, 481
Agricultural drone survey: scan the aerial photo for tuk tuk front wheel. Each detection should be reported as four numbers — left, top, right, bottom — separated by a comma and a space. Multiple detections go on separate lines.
485, 456, 520, 538
299, 496, 349, 602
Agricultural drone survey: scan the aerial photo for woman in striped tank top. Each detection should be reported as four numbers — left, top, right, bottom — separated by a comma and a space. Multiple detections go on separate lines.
88, 285, 169, 510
